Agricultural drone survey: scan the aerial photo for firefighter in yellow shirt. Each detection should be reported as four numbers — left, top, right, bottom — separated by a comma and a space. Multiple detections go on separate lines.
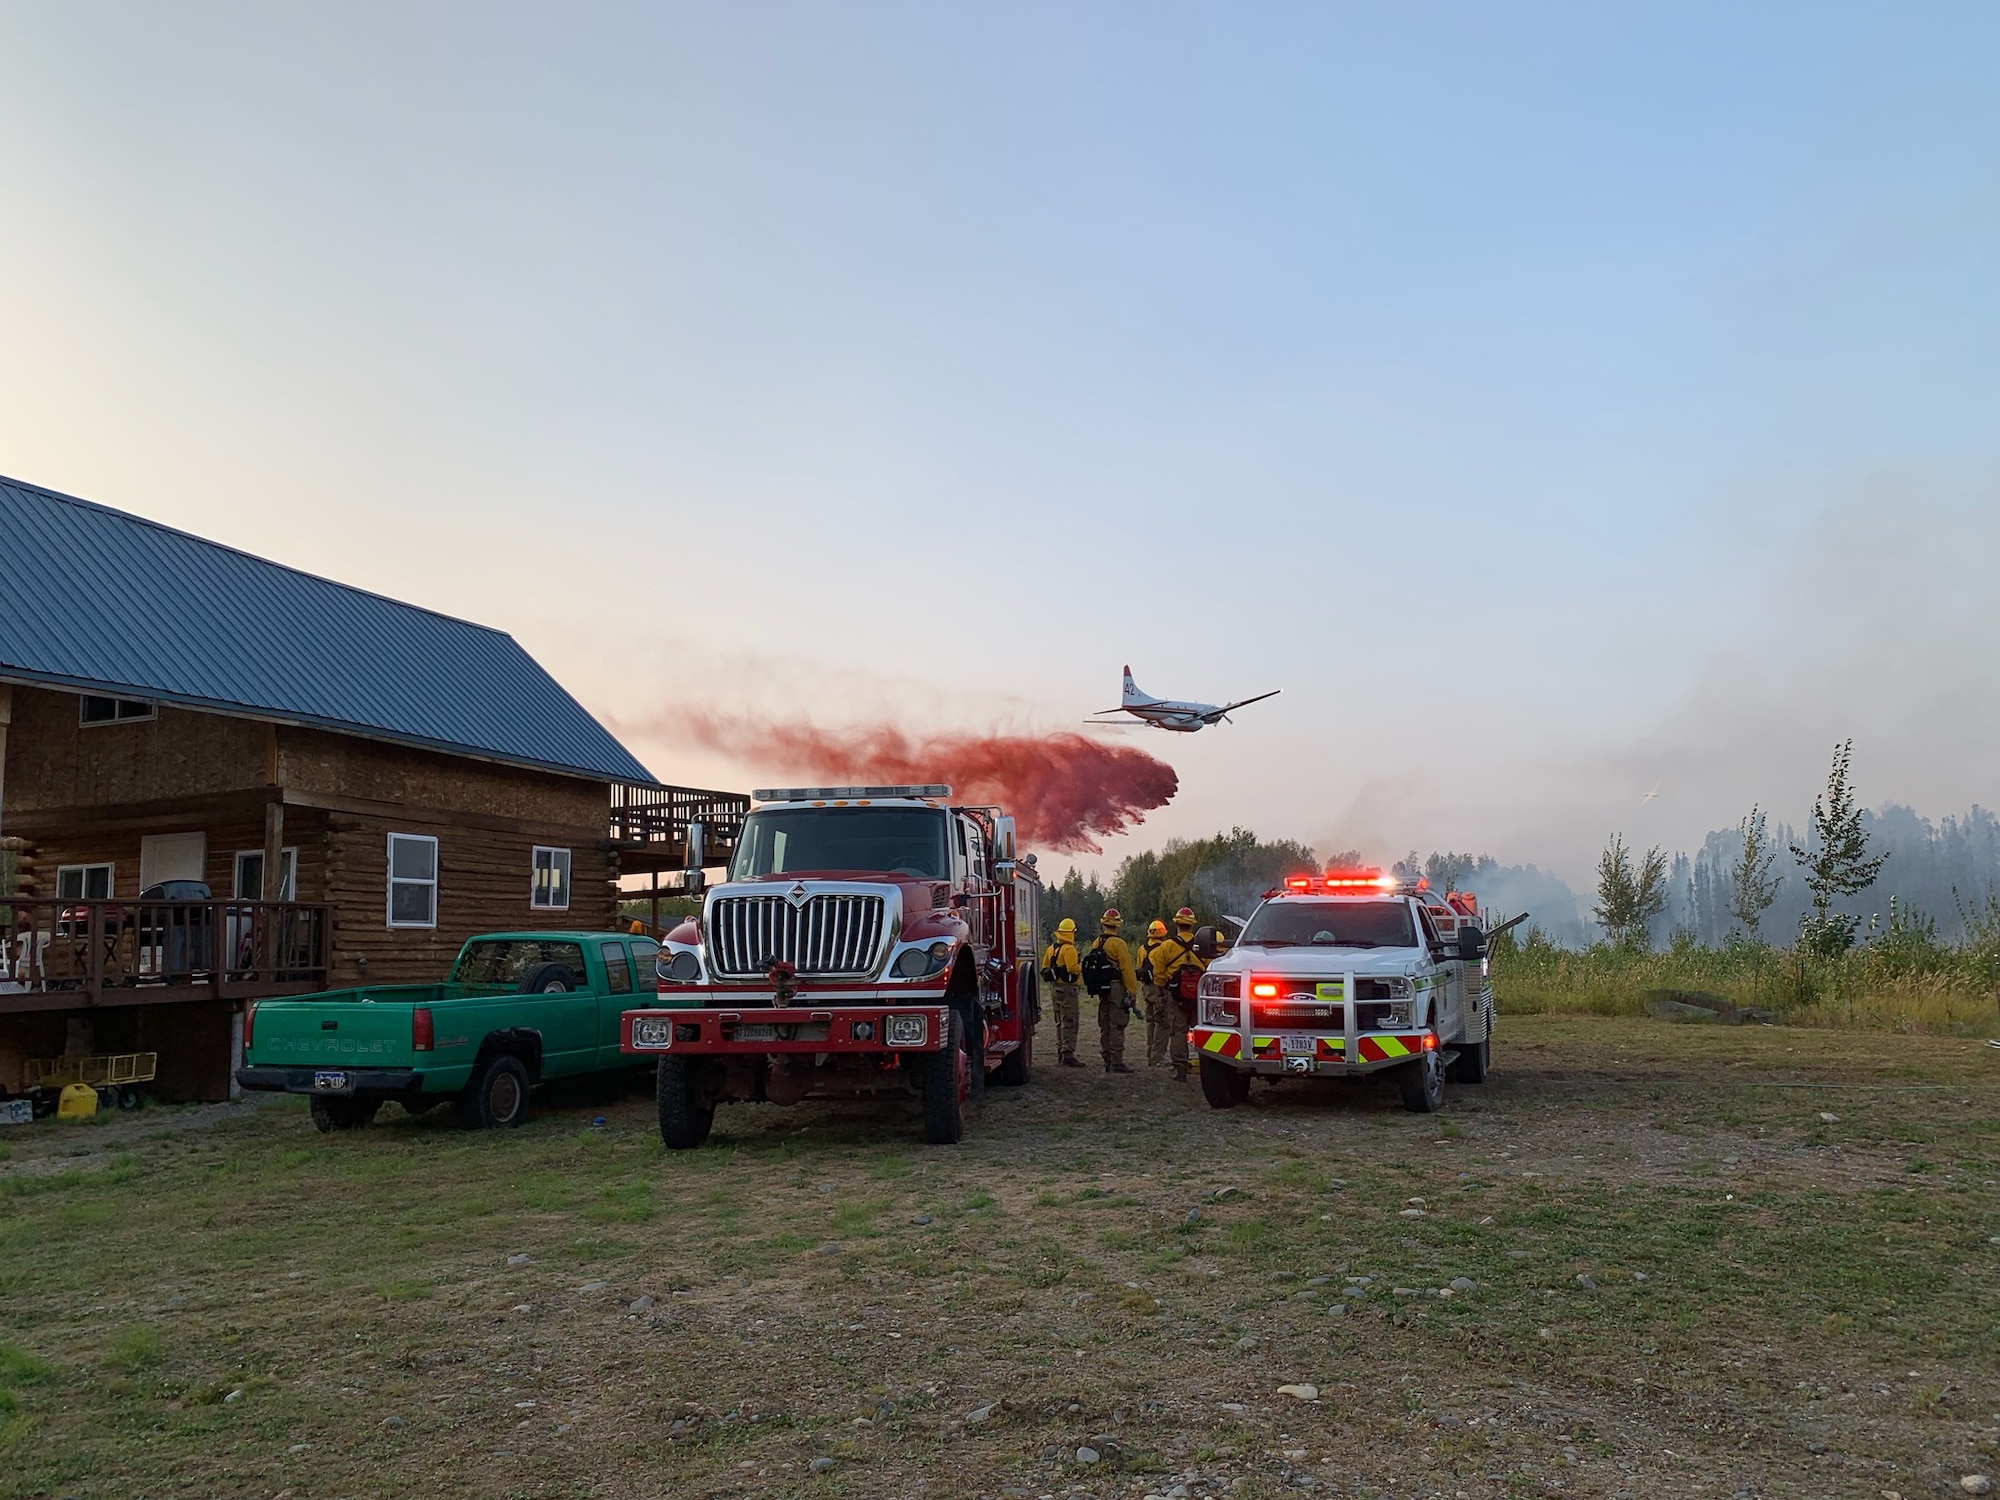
1138, 919, 1173, 1067
1080, 909, 1142, 1074
1039, 918, 1085, 1067
1147, 907, 1207, 1081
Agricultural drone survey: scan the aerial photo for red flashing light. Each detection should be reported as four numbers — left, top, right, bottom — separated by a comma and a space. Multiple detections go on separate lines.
1421, 1032, 1438, 1050
413, 1007, 435, 1053
1250, 981, 1281, 999
1323, 870, 1399, 890
1415, 877, 1429, 891
1285, 876, 1312, 891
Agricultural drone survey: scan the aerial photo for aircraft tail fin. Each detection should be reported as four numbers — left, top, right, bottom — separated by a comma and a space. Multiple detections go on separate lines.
1122, 665, 1158, 706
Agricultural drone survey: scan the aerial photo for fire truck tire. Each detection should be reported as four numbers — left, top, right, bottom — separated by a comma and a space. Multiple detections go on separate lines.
921, 1012, 967, 1146
655, 1058, 714, 1149
957, 1002, 986, 1101
310, 1095, 381, 1132
992, 1018, 1032, 1087
1447, 1036, 1488, 1084
1199, 1056, 1251, 1109
1398, 1050, 1447, 1113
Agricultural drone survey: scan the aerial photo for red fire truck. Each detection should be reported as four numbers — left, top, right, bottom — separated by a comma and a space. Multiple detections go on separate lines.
620, 785, 1042, 1147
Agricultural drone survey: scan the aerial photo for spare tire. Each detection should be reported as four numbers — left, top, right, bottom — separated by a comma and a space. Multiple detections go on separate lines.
518, 962, 575, 994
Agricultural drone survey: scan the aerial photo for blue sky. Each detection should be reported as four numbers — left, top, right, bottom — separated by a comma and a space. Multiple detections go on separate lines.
2, 2, 1995, 882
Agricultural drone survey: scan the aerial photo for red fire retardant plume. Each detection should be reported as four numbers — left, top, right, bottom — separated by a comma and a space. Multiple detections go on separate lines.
682, 715, 1178, 854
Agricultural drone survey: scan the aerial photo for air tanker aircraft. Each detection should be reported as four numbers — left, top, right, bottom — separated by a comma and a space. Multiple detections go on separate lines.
1087, 666, 1281, 734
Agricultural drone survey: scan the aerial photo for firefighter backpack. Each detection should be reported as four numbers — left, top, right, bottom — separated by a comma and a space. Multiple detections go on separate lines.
1079, 940, 1118, 998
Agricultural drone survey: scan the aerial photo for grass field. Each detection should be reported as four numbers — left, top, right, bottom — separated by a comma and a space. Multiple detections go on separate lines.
2, 1013, 1998, 1500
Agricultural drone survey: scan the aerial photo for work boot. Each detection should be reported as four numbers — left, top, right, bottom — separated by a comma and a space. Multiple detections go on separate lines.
1059, 1055, 1084, 1068
1171, 1063, 1190, 1082
1105, 1061, 1134, 1074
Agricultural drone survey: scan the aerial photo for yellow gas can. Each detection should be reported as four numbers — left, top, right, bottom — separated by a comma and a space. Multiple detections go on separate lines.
57, 1081, 99, 1120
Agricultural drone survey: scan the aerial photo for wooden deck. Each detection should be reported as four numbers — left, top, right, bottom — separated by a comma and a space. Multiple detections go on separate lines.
0, 897, 334, 1014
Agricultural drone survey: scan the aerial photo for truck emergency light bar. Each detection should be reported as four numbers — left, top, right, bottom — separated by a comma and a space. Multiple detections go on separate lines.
1281, 872, 1428, 892
752, 785, 953, 802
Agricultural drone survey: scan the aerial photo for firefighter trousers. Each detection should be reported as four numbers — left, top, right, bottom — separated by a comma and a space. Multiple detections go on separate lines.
1164, 991, 1195, 1069
1141, 983, 1172, 1065
1097, 983, 1132, 1066
1048, 982, 1083, 1061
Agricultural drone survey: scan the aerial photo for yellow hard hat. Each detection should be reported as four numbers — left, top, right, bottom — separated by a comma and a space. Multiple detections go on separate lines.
1174, 906, 1196, 928
1148, 919, 1167, 938
1055, 917, 1076, 935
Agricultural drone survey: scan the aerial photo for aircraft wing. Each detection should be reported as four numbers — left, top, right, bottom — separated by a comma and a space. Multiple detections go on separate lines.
1203, 689, 1281, 720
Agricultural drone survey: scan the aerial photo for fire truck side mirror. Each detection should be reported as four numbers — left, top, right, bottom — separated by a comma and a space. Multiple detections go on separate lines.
994, 860, 1017, 885
1458, 926, 1486, 962
683, 821, 708, 897
1192, 925, 1221, 960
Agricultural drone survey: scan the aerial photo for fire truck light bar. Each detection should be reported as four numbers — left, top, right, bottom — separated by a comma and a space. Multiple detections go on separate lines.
1285, 871, 1402, 891
752, 785, 953, 802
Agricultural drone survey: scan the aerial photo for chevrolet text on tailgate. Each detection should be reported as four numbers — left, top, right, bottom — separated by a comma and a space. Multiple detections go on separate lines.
1192, 873, 1505, 1113
621, 785, 1044, 1147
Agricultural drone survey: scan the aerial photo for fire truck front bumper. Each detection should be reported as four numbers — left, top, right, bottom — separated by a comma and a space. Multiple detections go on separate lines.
622, 1005, 952, 1057
1188, 1026, 1438, 1077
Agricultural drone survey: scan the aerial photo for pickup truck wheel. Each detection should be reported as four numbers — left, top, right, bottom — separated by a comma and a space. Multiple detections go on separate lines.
921, 1011, 967, 1146
518, 962, 574, 994
1446, 1036, 1489, 1084
1198, 1055, 1251, 1109
459, 1055, 532, 1129
1398, 1048, 1447, 1113
655, 1058, 714, 1149
309, 1096, 379, 1132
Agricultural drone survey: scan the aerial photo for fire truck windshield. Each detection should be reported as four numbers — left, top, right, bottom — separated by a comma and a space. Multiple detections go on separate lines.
1239, 899, 1417, 950
730, 806, 951, 880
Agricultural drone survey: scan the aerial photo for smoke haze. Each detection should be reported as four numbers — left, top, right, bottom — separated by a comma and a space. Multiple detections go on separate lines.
672, 713, 1179, 854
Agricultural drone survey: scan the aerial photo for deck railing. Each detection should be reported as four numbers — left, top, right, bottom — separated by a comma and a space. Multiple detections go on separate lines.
0, 897, 333, 1005
609, 784, 750, 862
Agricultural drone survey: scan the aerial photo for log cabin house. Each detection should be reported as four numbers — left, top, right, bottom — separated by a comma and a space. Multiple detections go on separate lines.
0, 474, 745, 1101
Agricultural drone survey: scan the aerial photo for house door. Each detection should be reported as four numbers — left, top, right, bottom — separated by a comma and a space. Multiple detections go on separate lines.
140, 833, 206, 890
138, 834, 208, 977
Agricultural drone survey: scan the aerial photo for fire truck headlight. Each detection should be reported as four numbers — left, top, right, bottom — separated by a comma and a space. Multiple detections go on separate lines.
893, 942, 952, 979
659, 950, 701, 983
631, 1016, 675, 1050
1200, 996, 1241, 1026
885, 1013, 929, 1047
1385, 1001, 1413, 1028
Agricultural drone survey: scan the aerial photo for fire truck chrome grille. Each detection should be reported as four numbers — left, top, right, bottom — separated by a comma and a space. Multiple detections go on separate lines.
708, 894, 888, 980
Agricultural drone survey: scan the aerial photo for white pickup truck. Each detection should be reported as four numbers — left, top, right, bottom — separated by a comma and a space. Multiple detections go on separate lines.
1188, 873, 1494, 1113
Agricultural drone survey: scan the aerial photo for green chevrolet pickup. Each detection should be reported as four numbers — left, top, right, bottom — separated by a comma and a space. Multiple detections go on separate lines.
236, 932, 660, 1132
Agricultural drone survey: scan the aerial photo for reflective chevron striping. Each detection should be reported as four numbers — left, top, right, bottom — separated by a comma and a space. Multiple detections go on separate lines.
1192, 1027, 1242, 1059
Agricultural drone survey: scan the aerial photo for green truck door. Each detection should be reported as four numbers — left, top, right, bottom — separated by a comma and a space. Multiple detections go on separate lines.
593, 939, 651, 1068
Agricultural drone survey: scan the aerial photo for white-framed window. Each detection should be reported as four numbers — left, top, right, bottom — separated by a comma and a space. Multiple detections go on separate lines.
56, 863, 115, 900
234, 848, 298, 902
386, 833, 438, 928
78, 695, 154, 726
531, 847, 572, 911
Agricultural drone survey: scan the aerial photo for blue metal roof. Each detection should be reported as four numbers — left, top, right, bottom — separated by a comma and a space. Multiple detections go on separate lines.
0, 474, 658, 787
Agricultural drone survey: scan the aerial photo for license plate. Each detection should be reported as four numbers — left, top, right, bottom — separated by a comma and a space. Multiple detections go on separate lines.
731, 1024, 777, 1042
312, 1070, 348, 1091
1279, 1034, 1317, 1055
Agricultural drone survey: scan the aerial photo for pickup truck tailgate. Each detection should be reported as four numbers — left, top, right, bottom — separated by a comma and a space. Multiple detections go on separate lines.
245, 989, 445, 1070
